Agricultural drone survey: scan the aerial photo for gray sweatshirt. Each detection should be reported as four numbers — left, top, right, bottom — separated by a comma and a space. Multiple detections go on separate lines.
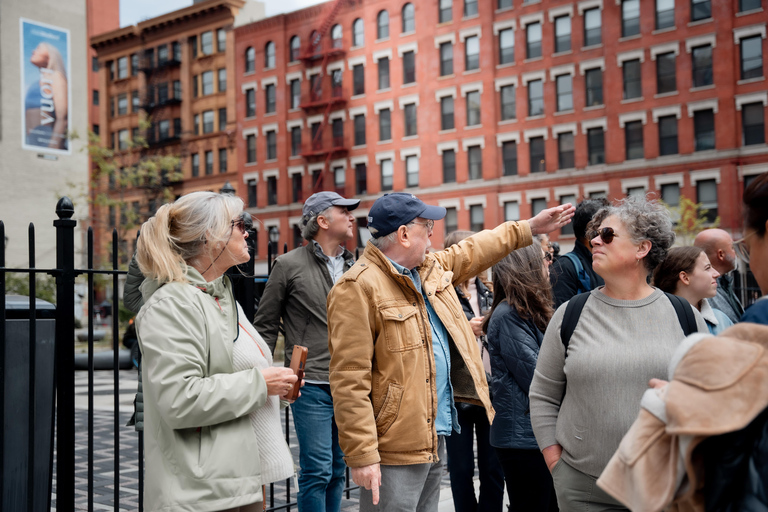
529, 287, 707, 478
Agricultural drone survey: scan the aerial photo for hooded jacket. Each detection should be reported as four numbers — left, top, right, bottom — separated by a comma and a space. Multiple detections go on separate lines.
136, 267, 268, 512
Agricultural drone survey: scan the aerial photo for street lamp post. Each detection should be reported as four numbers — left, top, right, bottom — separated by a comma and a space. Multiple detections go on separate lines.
267, 226, 280, 275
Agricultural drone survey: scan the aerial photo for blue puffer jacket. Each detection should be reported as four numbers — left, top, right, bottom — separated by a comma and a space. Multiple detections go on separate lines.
486, 300, 543, 450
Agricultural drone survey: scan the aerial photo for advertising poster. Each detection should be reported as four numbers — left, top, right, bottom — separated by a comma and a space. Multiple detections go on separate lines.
20, 18, 71, 154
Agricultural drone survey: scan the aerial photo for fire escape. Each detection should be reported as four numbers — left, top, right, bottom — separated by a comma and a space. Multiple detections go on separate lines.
299, 0, 349, 193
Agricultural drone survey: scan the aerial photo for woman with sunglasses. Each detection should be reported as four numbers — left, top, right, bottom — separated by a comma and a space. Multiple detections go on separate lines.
739, 172, 768, 325
652, 246, 734, 334
134, 192, 300, 512
530, 197, 707, 512
484, 241, 558, 512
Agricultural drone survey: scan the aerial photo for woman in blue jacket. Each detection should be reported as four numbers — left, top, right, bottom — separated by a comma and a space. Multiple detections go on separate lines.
484, 240, 557, 511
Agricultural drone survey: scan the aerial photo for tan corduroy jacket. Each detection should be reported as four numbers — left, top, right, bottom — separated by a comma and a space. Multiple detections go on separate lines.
326, 221, 533, 467
597, 323, 768, 512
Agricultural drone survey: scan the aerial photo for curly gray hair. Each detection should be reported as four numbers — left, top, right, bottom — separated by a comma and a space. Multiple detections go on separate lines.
301, 205, 334, 241
587, 196, 675, 275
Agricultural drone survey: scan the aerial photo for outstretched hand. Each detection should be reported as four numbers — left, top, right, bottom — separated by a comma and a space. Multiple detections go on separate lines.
528, 204, 576, 235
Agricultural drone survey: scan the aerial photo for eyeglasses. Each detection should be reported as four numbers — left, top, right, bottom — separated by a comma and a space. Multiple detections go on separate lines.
543, 252, 553, 263
734, 231, 757, 264
588, 227, 619, 247
231, 215, 247, 234
409, 219, 434, 234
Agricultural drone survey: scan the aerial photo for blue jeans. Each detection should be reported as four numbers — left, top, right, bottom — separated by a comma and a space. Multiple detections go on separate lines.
290, 383, 346, 512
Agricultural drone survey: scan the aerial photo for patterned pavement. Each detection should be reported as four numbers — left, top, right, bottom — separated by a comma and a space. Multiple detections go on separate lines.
51, 369, 465, 511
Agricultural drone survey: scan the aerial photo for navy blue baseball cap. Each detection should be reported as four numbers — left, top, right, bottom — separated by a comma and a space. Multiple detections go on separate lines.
302, 191, 360, 220
367, 193, 446, 238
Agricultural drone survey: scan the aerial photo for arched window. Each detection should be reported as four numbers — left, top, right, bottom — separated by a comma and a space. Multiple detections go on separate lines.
402, 3, 415, 33
352, 18, 364, 47
377, 10, 389, 40
290, 35, 300, 62
245, 46, 255, 73
265, 41, 275, 68
331, 24, 343, 48
309, 30, 320, 55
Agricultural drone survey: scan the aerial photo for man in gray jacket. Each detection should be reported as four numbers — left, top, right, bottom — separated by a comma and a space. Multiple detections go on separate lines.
254, 191, 359, 512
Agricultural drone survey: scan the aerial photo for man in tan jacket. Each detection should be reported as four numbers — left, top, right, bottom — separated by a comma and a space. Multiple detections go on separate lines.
326, 192, 574, 511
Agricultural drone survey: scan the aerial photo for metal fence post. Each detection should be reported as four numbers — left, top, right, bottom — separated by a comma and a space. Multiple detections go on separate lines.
53, 197, 76, 508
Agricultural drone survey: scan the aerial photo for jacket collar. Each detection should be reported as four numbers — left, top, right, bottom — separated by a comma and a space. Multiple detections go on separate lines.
698, 298, 718, 325
306, 240, 355, 268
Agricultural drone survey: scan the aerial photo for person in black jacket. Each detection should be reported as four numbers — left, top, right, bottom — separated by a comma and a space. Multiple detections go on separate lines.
549, 199, 608, 308
484, 240, 558, 512
443, 231, 505, 512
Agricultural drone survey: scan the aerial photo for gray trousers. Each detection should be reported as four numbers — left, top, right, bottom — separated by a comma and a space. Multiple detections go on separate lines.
552, 459, 629, 512
359, 437, 446, 512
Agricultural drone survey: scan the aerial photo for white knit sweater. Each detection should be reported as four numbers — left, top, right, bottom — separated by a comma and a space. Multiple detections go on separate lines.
232, 304, 295, 485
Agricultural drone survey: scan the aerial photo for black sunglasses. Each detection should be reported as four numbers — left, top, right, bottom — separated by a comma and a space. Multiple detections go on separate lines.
588, 227, 619, 246
543, 252, 553, 262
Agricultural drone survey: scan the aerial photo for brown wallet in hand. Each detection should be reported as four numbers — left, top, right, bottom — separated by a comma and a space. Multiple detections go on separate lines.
286, 345, 307, 401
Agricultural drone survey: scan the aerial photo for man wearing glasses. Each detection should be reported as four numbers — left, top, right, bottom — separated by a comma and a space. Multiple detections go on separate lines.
694, 228, 745, 324
326, 192, 574, 511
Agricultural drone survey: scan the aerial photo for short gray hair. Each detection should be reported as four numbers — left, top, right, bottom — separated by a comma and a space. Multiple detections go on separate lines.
368, 231, 398, 251
588, 196, 675, 275
301, 205, 334, 241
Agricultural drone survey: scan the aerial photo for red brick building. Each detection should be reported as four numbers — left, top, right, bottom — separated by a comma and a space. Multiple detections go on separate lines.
235, 0, 768, 266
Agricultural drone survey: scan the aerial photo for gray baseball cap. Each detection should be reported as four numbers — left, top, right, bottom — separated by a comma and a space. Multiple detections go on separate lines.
302, 191, 360, 219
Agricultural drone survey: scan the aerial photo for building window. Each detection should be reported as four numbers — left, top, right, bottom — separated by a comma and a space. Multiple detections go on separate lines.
661, 183, 680, 208
378, 57, 390, 89
287, 79, 299, 109
691, 0, 711, 21
741, 35, 763, 80
584, 68, 603, 106
658, 115, 678, 155
743, 102, 765, 145
92, 90, 99, 106
404, 103, 418, 136
117, 56, 128, 79
246, 89, 256, 117
554, 15, 571, 53
464, 0, 478, 17
311, 122, 321, 150
173, 80, 182, 99
312, 169, 322, 192
202, 71, 214, 96
203, 110, 214, 134
528, 79, 544, 117
158, 44, 169, 65
381, 159, 393, 191
117, 94, 128, 115
192, 75, 199, 97
692, 45, 713, 87
440, 42, 453, 76
405, 155, 419, 187
656, 52, 676, 94
288, 36, 300, 62
623, 59, 642, 99
144, 48, 155, 69
219, 108, 227, 131
288, 126, 301, 156
526, 22, 542, 59
402, 3, 415, 32
443, 149, 456, 183
468, 145, 482, 179
215, 28, 225, 53
697, 179, 718, 222
402, 51, 416, 84
246, 134, 256, 163
205, 151, 213, 175
377, 10, 389, 39
267, 177, 277, 206
529, 137, 545, 172
291, 174, 303, 202
587, 127, 605, 165
245, 47, 255, 73
353, 18, 364, 46
264, 41, 276, 68
201, 31, 213, 55
504, 201, 519, 221
439, 0, 452, 23
560, 194, 577, 235
355, 163, 367, 194
499, 28, 514, 65
130, 54, 137, 75
266, 130, 277, 160
193, 114, 200, 135
247, 180, 257, 207
465, 35, 479, 70
332, 25, 342, 48
466, 91, 481, 126
192, 153, 200, 177
444, 207, 458, 237
583, 7, 602, 46
334, 166, 346, 193
265, 84, 276, 113
157, 83, 169, 103
740, 0, 761, 12
173, 42, 181, 61
92, 124, 99, 136
469, 204, 484, 232
655, 0, 674, 30
622, 0, 640, 37
354, 114, 366, 145
556, 74, 573, 112
332, 118, 344, 146
558, 133, 575, 169
532, 198, 547, 216
353, 64, 365, 95
694, 109, 715, 151
500, 85, 516, 120
379, 108, 391, 141
219, 148, 227, 173
218, 68, 227, 92
625, 120, 644, 159
502, 140, 517, 176
174, 118, 181, 137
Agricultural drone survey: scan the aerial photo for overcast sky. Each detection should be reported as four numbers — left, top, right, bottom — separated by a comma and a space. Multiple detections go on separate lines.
120, 0, 325, 27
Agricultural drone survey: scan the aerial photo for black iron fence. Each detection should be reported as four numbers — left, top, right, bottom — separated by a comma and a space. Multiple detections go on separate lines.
0, 197, 357, 511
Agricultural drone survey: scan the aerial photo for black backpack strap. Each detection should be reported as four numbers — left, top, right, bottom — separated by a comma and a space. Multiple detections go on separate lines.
665, 292, 697, 336
560, 292, 591, 355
